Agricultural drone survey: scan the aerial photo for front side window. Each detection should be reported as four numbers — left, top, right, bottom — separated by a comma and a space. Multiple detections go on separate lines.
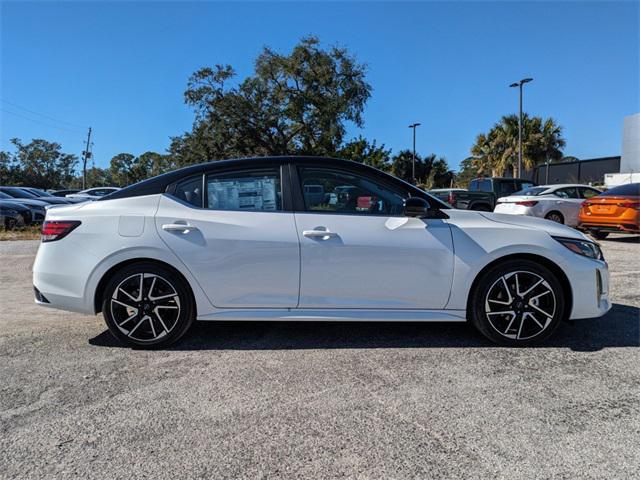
555, 187, 579, 199
298, 167, 405, 215
206, 169, 281, 212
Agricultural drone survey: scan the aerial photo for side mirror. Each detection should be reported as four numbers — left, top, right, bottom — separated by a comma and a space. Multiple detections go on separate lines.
404, 197, 431, 218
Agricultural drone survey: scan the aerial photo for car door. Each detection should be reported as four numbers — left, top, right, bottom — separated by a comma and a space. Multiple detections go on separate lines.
292, 165, 454, 309
552, 187, 582, 226
156, 166, 300, 308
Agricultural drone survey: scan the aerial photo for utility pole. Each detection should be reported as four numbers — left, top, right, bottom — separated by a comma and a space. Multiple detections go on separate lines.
509, 78, 533, 178
81, 127, 92, 190
408, 123, 421, 184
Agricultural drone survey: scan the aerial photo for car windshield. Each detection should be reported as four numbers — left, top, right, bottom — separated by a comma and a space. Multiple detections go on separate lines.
601, 183, 640, 196
28, 188, 50, 197
0, 191, 13, 199
1, 187, 37, 199
512, 187, 547, 196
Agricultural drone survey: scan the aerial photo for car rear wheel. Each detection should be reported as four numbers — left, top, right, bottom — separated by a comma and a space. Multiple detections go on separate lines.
102, 262, 195, 348
545, 211, 564, 224
469, 259, 565, 346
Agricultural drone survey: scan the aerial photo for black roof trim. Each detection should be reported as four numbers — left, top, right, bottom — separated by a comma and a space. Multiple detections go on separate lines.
103, 155, 449, 209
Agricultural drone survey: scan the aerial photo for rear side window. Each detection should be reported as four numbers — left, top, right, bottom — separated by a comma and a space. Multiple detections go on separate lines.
174, 176, 203, 207
469, 179, 491, 192
206, 169, 281, 212
601, 183, 640, 196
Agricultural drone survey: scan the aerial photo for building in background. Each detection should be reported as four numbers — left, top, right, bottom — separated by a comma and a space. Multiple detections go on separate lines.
605, 113, 640, 186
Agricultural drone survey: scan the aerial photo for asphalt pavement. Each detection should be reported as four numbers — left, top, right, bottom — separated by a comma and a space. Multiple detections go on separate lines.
1, 236, 639, 479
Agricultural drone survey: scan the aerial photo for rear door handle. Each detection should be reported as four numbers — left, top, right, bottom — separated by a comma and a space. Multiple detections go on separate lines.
162, 223, 198, 234
303, 229, 338, 239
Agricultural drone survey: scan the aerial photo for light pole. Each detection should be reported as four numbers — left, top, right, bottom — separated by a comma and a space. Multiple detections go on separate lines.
509, 78, 533, 178
408, 123, 421, 183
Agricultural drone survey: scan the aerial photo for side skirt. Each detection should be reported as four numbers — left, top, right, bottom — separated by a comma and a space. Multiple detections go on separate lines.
197, 309, 468, 322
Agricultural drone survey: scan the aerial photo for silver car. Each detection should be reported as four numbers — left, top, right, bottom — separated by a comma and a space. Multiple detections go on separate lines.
494, 184, 602, 226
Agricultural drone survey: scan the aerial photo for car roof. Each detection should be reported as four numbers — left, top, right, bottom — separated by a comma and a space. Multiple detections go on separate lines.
537, 184, 598, 189
105, 156, 440, 204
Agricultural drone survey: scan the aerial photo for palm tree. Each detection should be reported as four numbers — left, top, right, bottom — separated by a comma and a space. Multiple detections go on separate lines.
471, 114, 565, 177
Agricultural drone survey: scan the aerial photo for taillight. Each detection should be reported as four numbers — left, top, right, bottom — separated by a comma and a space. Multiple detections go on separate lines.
41, 220, 81, 242
617, 201, 640, 209
448, 192, 456, 204
515, 201, 538, 207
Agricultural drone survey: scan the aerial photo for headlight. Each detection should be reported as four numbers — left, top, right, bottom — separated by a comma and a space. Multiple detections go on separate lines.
554, 236, 603, 260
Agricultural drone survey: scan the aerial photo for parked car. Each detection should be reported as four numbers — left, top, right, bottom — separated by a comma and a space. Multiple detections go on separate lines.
0, 200, 32, 228
578, 183, 640, 239
0, 187, 71, 206
446, 178, 536, 211
33, 157, 610, 349
428, 188, 467, 205
0, 191, 48, 221
20, 187, 74, 204
51, 189, 81, 197
65, 187, 121, 202
494, 184, 602, 226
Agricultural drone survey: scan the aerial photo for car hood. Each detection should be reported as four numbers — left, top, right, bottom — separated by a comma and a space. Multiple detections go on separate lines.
0, 199, 30, 211
478, 211, 589, 240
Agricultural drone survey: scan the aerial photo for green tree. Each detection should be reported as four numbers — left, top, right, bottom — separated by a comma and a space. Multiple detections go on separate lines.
336, 136, 391, 171
454, 156, 481, 188
170, 36, 372, 165
109, 151, 173, 186
471, 114, 565, 177
7, 138, 77, 188
109, 153, 136, 186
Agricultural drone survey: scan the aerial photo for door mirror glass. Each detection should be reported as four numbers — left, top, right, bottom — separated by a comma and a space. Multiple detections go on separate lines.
404, 197, 430, 218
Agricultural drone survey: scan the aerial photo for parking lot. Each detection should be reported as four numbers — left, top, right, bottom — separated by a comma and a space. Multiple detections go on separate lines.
1, 237, 638, 479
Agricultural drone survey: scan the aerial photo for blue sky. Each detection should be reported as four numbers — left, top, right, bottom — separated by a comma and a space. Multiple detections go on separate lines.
1, 1, 638, 171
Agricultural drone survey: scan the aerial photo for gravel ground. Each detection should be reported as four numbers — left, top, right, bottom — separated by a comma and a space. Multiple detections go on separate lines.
1, 236, 639, 479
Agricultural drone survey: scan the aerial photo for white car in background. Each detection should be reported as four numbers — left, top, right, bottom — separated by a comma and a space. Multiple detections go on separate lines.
494, 184, 602, 226
33, 157, 610, 349
66, 187, 121, 202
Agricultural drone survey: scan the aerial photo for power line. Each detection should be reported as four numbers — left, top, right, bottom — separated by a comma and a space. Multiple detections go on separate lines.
0, 99, 86, 129
0, 108, 85, 135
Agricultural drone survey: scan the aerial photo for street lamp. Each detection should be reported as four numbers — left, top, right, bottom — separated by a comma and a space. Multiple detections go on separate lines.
408, 123, 421, 183
509, 78, 533, 178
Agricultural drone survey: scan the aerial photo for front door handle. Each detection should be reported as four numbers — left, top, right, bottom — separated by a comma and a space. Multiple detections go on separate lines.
162, 223, 198, 234
303, 229, 338, 239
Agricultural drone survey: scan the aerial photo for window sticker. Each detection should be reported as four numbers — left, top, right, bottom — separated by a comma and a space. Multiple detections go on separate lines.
208, 176, 278, 211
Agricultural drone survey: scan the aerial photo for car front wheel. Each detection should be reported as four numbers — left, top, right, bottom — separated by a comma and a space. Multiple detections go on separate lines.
102, 262, 195, 348
469, 259, 565, 346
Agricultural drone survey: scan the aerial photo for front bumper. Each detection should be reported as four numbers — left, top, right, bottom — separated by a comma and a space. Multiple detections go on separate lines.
568, 260, 611, 319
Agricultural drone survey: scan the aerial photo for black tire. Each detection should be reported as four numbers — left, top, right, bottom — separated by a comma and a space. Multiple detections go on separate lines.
102, 262, 195, 349
591, 231, 609, 240
469, 259, 566, 346
545, 211, 564, 224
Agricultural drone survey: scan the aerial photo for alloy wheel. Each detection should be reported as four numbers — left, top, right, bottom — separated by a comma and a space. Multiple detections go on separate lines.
546, 213, 563, 224
110, 273, 181, 342
484, 270, 556, 340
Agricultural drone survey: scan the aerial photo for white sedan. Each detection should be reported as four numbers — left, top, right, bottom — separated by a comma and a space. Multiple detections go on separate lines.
33, 157, 610, 348
494, 184, 602, 226
65, 187, 121, 202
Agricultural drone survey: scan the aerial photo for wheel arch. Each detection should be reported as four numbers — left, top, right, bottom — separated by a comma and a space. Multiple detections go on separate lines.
466, 253, 573, 320
94, 258, 197, 315
545, 210, 565, 222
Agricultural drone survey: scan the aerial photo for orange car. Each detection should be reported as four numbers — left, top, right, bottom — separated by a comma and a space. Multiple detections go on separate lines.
579, 183, 640, 239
